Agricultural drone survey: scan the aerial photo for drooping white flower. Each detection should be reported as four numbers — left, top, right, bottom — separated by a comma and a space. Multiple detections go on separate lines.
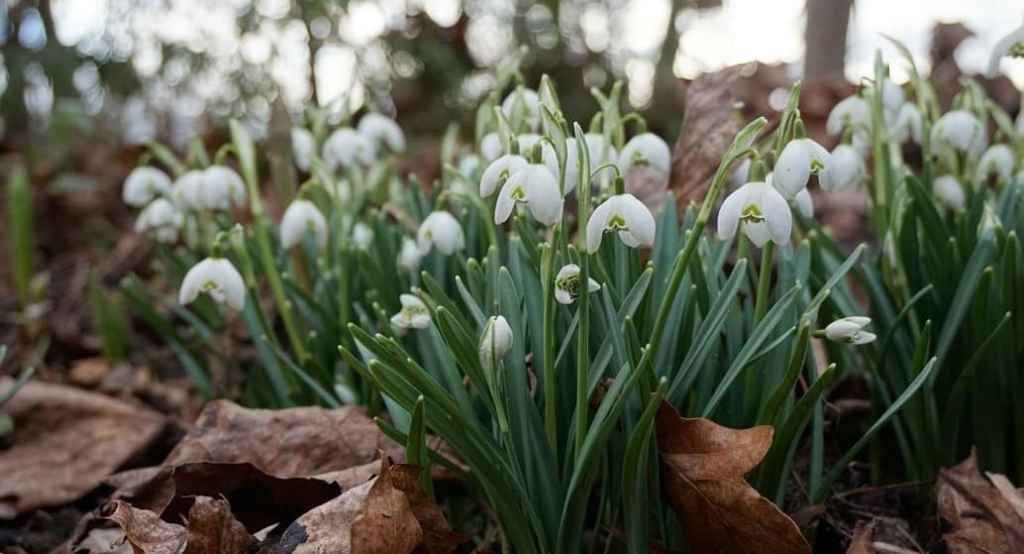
717, 180, 792, 247
501, 88, 542, 130
397, 237, 424, 272
554, 264, 601, 305
618, 133, 671, 176
930, 110, 985, 154
933, 175, 966, 211
890, 103, 923, 144
794, 188, 814, 219
358, 113, 406, 153
819, 144, 866, 193
774, 138, 829, 197
494, 163, 563, 226
479, 315, 513, 369
458, 154, 481, 177
988, 14, 1024, 76
280, 199, 327, 249
585, 194, 656, 253
417, 211, 465, 255
352, 222, 374, 251
323, 128, 376, 170
517, 133, 542, 154
390, 293, 431, 332
826, 96, 870, 136
186, 166, 246, 211
480, 154, 529, 197
480, 132, 503, 161
824, 316, 876, 345
976, 144, 1015, 184
171, 170, 205, 209
542, 134, 621, 195
879, 79, 905, 116
291, 127, 316, 172
134, 198, 184, 243
179, 257, 246, 311
123, 166, 173, 207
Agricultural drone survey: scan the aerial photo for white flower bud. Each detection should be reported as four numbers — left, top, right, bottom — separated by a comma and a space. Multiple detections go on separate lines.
717, 180, 792, 247
618, 133, 671, 176
931, 110, 985, 154
179, 257, 246, 311
358, 113, 406, 153
323, 128, 376, 170
824, 316, 876, 345
134, 198, 183, 243
397, 237, 424, 272
494, 163, 563, 226
390, 293, 431, 332
479, 315, 513, 369
280, 199, 327, 250
352, 222, 374, 251
417, 211, 465, 255
586, 194, 657, 252
554, 264, 601, 305
291, 127, 316, 172
933, 175, 965, 211
879, 80, 905, 116
826, 96, 870, 136
819, 144, 865, 193
123, 166, 173, 207
976, 144, 1015, 184
775, 138, 829, 197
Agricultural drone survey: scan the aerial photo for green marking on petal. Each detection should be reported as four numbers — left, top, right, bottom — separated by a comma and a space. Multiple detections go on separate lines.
1010, 41, 1024, 58
740, 203, 765, 223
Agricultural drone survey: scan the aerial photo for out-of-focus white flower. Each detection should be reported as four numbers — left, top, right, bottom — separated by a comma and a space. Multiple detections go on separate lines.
826, 96, 870, 136
976, 144, 1015, 184
775, 138, 829, 196
479, 315, 513, 369
171, 170, 205, 209
934, 175, 966, 211
480, 154, 529, 198
280, 199, 327, 249
200, 166, 247, 211
517, 133, 542, 154
458, 154, 481, 177
179, 257, 246, 311
323, 128, 376, 170
291, 127, 316, 172
618, 133, 671, 176
554, 264, 601, 305
794, 188, 814, 219
880, 79, 905, 116
717, 180, 792, 247
397, 237, 424, 272
481, 132, 503, 161
586, 194, 656, 252
417, 211, 465, 255
501, 88, 542, 130
732, 158, 752, 189
542, 134, 621, 195
988, 14, 1024, 77
820, 145, 865, 193
134, 198, 183, 243
358, 113, 406, 153
824, 316, 876, 345
931, 110, 985, 154
390, 293, 431, 333
583, 133, 618, 166
352, 222, 374, 250
123, 166, 173, 207
890, 104, 923, 144
494, 164, 563, 226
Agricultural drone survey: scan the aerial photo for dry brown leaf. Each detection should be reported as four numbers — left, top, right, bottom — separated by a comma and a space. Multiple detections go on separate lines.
656, 401, 810, 554
0, 379, 164, 518
937, 451, 1024, 553
182, 496, 256, 554
102, 500, 186, 554
847, 521, 876, 554
99, 496, 255, 554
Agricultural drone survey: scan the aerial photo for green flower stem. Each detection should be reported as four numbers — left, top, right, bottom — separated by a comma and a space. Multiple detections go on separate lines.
254, 216, 308, 362
541, 233, 559, 459
573, 123, 594, 462
753, 241, 775, 323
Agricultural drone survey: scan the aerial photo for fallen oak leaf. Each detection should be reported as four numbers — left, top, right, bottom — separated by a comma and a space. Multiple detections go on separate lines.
937, 451, 1024, 553
656, 401, 810, 554
101, 500, 186, 554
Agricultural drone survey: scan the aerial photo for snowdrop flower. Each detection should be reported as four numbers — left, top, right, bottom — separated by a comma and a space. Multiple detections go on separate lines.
390, 293, 431, 333
794, 188, 814, 219
976, 144, 1015, 184
890, 104, 923, 144
199, 166, 247, 211
586, 194, 656, 252
826, 96, 870, 136
774, 138, 829, 197
358, 113, 405, 153
934, 175, 966, 211
931, 110, 985, 154
501, 88, 542, 130
879, 79, 905, 116
517, 133, 542, 154
397, 238, 424, 272
134, 198, 183, 243
618, 133, 671, 176
824, 316, 876, 345
480, 154, 529, 197
480, 132, 503, 161
458, 154, 481, 177
179, 257, 246, 311
554, 264, 601, 305
323, 128, 376, 170
417, 211, 465, 255
352, 222, 374, 251
291, 128, 316, 172
495, 163, 563, 226
717, 180, 792, 247
819, 145, 865, 193
988, 14, 1024, 76
171, 170, 205, 209
479, 315, 513, 369
123, 167, 173, 207
280, 199, 327, 249
542, 134, 620, 195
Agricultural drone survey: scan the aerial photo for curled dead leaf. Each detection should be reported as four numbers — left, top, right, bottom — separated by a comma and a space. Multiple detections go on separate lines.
99, 496, 255, 554
656, 401, 810, 554
937, 450, 1024, 553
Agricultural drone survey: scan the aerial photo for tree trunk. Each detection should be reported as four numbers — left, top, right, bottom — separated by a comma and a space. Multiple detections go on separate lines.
803, 0, 854, 81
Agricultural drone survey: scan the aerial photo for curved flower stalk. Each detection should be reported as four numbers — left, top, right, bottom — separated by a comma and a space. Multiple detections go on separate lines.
824, 316, 876, 345
480, 154, 529, 197
123, 167, 173, 207
501, 88, 542, 130
134, 198, 183, 243
717, 180, 792, 247
774, 138, 829, 197
976, 144, 1015, 184
930, 110, 985, 154
179, 257, 246, 311
554, 264, 601, 305
417, 211, 465, 255
618, 133, 671, 178
358, 113, 406, 153
291, 127, 316, 172
323, 128, 376, 170
352, 222, 375, 251
934, 175, 966, 210
819, 144, 866, 192
585, 193, 656, 252
479, 315, 513, 369
397, 237, 424, 272
494, 164, 563, 226
390, 293, 431, 334
279, 199, 327, 250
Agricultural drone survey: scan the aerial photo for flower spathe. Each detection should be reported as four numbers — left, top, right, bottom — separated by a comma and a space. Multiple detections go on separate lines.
934, 175, 966, 211
123, 166, 173, 207
554, 264, 601, 305
819, 144, 865, 193
358, 113, 406, 153
930, 110, 985, 154
479, 315, 513, 369
495, 163, 563, 226
717, 180, 792, 247
391, 293, 431, 332
586, 194, 656, 253
618, 133, 671, 176
291, 127, 316, 172
280, 199, 327, 250
417, 211, 465, 255
323, 128, 376, 170
824, 316, 876, 345
774, 138, 829, 197
134, 198, 183, 243
976, 144, 1015, 184
179, 257, 246, 311
480, 154, 529, 198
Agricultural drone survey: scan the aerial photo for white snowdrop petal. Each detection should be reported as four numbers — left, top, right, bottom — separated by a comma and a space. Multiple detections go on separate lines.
586, 198, 613, 253
524, 165, 565, 225
732, 158, 752, 189
931, 110, 985, 154
358, 113, 406, 152
280, 199, 328, 249
323, 128, 377, 170
618, 133, 671, 175
179, 258, 245, 310
481, 155, 528, 198
353, 222, 374, 251
977, 144, 1015, 183
418, 211, 465, 255
820, 145, 864, 193
618, 194, 656, 247
774, 140, 813, 196
717, 184, 747, 240
934, 175, 966, 211
826, 96, 870, 136
744, 221, 771, 247
398, 238, 423, 272
481, 133, 503, 161
201, 166, 247, 210
291, 128, 316, 172
123, 167, 173, 207
501, 88, 542, 130
794, 189, 814, 218
494, 175, 519, 224
555, 288, 573, 304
